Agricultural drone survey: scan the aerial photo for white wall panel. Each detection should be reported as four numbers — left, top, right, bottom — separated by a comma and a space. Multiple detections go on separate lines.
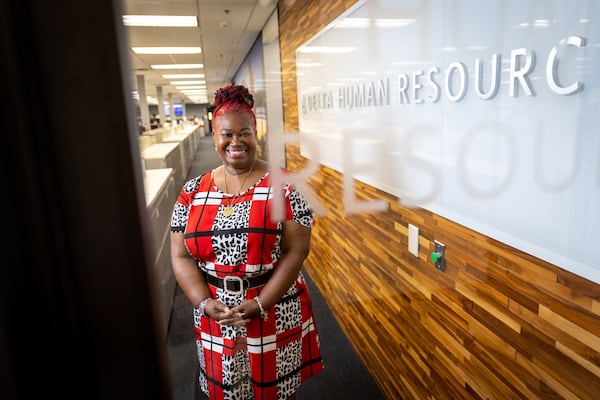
296, 0, 600, 283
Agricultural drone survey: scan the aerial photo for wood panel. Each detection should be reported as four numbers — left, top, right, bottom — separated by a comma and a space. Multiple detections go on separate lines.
278, 1, 600, 399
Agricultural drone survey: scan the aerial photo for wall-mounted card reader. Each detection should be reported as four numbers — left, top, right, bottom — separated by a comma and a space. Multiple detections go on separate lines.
431, 240, 446, 272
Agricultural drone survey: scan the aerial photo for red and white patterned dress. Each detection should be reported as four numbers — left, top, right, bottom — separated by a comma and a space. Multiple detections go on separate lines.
170, 170, 324, 400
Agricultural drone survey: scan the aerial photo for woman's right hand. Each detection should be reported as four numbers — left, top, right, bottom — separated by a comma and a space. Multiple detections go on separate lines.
206, 300, 248, 326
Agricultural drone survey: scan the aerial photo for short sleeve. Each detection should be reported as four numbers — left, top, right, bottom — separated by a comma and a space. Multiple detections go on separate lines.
284, 182, 314, 228
170, 175, 202, 232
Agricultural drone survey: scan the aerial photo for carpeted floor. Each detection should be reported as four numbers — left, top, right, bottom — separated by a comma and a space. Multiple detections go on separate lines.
165, 135, 386, 400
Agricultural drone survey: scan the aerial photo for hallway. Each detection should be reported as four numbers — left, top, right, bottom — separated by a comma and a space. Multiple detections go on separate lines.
163, 135, 386, 400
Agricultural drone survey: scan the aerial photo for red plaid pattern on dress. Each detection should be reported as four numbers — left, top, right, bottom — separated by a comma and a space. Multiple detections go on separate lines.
172, 170, 323, 399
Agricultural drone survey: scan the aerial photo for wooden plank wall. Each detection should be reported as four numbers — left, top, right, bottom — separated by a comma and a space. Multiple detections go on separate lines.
278, 1, 600, 399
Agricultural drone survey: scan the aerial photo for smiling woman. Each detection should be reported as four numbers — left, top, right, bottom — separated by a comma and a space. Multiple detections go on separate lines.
169, 85, 324, 400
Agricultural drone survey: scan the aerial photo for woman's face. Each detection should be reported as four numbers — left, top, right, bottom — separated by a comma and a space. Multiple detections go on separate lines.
213, 111, 257, 168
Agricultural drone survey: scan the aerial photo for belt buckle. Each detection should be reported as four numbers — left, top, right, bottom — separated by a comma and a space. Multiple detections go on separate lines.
223, 276, 246, 294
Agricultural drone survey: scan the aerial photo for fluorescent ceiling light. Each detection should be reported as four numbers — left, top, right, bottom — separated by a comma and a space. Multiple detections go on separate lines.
336, 18, 369, 28
532, 19, 552, 28
162, 73, 205, 79
151, 63, 204, 69
376, 19, 415, 28
334, 18, 415, 29
517, 19, 553, 29
175, 85, 206, 89
170, 80, 206, 85
132, 47, 201, 54
297, 46, 356, 54
465, 45, 488, 51
123, 15, 198, 27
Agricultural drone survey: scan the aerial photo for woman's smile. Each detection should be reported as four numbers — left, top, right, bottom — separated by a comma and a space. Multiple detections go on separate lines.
227, 146, 247, 158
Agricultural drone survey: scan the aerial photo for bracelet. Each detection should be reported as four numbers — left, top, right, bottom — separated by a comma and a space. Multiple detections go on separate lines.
198, 297, 211, 317
254, 296, 268, 321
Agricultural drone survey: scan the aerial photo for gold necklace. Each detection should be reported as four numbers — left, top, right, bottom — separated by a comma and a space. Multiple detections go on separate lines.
222, 162, 256, 217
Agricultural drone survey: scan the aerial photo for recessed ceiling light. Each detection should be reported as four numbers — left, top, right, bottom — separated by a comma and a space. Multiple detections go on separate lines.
132, 47, 202, 54
123, 15, 198, 27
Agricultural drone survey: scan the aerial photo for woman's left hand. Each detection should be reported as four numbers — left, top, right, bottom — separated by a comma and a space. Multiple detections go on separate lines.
217, 313, 249, 326
221, 299, 260, 326
206, 300, 246, 326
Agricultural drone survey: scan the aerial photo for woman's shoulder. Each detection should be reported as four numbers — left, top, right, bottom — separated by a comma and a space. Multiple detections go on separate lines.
182, 172, 212, 193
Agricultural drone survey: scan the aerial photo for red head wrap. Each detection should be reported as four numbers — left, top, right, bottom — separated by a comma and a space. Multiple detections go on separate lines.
213, 85, 256, 128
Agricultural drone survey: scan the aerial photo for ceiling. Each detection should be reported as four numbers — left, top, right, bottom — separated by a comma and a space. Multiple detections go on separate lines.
123, 0, 278, 106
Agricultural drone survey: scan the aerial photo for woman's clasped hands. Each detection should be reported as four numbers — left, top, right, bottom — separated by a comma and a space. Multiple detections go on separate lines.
205, 298, 260, 326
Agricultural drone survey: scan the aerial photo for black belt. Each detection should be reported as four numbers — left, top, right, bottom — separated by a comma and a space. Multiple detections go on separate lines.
204, 270, 273, 294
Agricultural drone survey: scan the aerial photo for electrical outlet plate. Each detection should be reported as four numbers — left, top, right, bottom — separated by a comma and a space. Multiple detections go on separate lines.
408, 224, 419, 257
433, 240, 446, 272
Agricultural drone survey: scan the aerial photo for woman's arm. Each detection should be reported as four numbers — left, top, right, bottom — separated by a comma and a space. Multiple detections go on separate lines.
171, 232, 237, 321
170, 232, 211, 308
258, 220, 311, 309
229, 220, 311, 322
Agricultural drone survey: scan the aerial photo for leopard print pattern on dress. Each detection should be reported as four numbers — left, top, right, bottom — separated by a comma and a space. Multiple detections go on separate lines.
217, 290, 253, 399
212, 200, 252, 267
286, 184, 314, 228
221, 349, 253, 399
170, 175, 201, 230
275, 284, 302, 334
274, 281, 304, 399
277, 341, 302, 399
193, 307, 209, 394
171, 201, 190, 231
